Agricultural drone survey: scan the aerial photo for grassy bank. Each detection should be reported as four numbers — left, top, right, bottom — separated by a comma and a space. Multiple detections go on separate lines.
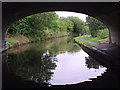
74, 35, 109, 46
81, 35, 109, 43
74, 37, 92, 46
7, 33, 71, 48
7, 35, 30, 47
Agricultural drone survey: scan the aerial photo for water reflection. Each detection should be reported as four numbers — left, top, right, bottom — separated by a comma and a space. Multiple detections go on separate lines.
85, 56, 104, 69
7, 37, 107, 86
8, 49, 57, 84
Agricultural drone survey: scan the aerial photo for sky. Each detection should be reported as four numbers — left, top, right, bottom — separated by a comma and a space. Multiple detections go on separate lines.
55, 11, 88, 22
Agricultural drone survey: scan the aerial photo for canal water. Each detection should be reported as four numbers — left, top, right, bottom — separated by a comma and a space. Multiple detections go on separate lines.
3, 36, 108, 88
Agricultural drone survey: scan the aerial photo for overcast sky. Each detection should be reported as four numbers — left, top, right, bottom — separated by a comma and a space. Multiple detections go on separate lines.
55, 11, 88, 22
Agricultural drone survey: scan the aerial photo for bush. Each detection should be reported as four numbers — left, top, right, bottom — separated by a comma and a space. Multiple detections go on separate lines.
7, 38, 12, 46
97, 28, 109, 39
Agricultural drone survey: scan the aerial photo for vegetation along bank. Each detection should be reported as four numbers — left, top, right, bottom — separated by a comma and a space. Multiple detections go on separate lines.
7, 11, 109, 48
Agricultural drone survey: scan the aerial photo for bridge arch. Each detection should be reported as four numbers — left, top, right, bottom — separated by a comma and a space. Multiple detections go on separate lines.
2, 2, 119, 52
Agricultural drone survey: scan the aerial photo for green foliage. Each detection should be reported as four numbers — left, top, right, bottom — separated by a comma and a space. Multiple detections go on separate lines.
50, 20, 60, 33
61, 18, 74, 32
8, 16, 32, 35
86, 16, 107, 37
97, 29, 109, 39
8, 11, 108, 44
81, 29, 109, 43
6, 38, 12, 46
79, 32, 109, 43
68, 16, 85, 35
57, 17, 74, 33
28, 12, 58, 31
81, 35, 101, 43
85, 36, 101, 43
84, 25, 90, 35
74, 37, 92, 46
7, 12, 59, 41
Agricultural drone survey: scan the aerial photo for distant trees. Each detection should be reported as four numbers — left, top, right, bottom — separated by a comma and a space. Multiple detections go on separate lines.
29, 12, 59, 31
68, 16, 85, 35
84, 25, 90, 35
58, 17, 74, 33
86, 16, 107, 37
7, 11, 108, 41
50, 20, 60, 34
8, 12, 59, 35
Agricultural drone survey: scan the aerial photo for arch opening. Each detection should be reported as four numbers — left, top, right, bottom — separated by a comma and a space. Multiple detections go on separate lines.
2, 2, 120, 53
6, 11, 110, 49
5, 10, 109, 85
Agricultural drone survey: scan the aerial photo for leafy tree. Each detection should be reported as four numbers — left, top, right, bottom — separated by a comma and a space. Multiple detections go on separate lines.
86, 16, 107, 37
8, 16, 32, 35
83, 25, 90, 35
50, 20, 60, 33
62, 18, 74, 33
68, 16, 85, 35
58, 17, 66, 31
29, 12, 59, 31
7, 12, 59, 41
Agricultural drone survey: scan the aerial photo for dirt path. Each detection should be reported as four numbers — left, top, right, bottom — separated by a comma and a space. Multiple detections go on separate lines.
79, 37, 98, 46
79, 37, 119, 61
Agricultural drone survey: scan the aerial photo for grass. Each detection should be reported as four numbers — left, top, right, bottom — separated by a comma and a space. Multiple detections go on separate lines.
6, 38, 12, 46
81, 35, 101, 43
74, 37, 92, 46
81, 28, 109, 43
74, 34, 109, 46
7, 35, 30, 47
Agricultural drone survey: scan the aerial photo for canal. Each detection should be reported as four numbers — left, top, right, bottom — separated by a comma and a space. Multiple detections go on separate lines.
2, 37, 119, 88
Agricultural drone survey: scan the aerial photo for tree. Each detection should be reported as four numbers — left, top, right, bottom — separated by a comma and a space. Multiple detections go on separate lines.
8, 16, 32, 35
86, 16, 107, 37
62, 18, 74, 33
50, 20, 60, 33
7, 12, 59, 39
68, 16, 85, 35
83, 25, 90, 35
28, 12, 59, 31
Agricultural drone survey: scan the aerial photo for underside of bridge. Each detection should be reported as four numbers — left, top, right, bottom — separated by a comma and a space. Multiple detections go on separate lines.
2, 2, 120, 71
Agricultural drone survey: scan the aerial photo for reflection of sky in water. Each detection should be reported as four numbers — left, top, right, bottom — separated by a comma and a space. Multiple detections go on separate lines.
49, 49, 107, 85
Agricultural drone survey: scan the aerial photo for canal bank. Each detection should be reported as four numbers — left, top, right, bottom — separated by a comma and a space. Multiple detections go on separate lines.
74, 40, 120, 74
3, 34, 71, 53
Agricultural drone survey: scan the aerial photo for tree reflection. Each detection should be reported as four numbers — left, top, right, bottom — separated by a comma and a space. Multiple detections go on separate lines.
7, 37, 82, 84
8, 49, 57, 84
85, 56, 103, 69
44, 37, 81, 55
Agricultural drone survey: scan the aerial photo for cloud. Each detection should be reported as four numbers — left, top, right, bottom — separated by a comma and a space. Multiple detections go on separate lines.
55, 11, 88, 22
